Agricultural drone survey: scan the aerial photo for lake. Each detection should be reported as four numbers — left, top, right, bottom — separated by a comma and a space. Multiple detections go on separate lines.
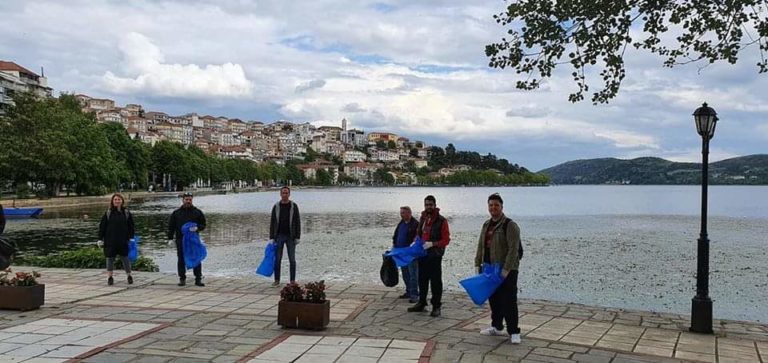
3, 185, 767, 322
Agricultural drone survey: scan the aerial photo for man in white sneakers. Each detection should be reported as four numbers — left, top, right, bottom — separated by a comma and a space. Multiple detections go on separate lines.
475, 193, 523, 344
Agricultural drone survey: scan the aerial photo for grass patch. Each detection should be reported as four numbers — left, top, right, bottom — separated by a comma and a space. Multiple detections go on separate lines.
17, 247, 159, 272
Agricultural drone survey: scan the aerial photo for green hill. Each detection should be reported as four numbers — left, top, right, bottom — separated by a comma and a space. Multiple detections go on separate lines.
539, 155, 768, 185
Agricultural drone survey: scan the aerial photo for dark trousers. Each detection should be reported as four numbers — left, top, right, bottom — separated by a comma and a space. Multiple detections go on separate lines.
418, 248, 443, 308
489, 270, 520, 334
274, 234, 296, 282
176, 240, 202, 280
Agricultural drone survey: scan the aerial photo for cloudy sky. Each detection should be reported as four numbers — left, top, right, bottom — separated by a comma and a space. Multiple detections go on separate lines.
1, 0, 766, 170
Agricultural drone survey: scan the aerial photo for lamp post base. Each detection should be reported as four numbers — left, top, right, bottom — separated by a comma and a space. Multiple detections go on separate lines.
690, 296, 713, 334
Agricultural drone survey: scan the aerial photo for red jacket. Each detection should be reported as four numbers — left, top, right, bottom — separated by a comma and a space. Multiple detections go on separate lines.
418, 208, 450, 248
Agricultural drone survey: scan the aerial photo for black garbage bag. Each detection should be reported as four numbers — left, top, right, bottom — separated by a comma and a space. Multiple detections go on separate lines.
380, 253, 399, 287
0, 238, 16, 270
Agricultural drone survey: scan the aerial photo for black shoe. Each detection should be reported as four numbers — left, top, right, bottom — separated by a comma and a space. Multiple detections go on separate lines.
407, 303, 426, 312
398, 293, 410, 299
107, 276, 114, 286
127, 275, 133, 285
195, 279, 205, 287
430, 307, 441, 317
178, 278, 186, 287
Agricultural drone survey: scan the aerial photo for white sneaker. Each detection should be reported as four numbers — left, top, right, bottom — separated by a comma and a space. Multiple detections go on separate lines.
480, 326, 505, 336
510, 334, 522, 344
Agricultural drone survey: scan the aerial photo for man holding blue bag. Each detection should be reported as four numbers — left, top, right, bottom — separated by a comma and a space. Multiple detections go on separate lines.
475, 193, 523, 344
167, 192, 207, 287
392, 206, 420, 303
269, 186, 301, 286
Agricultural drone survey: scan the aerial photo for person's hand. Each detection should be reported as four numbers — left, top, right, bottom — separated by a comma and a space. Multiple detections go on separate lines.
189, 226, 198, 232
422, 241, 433, 250
167, 239, 175, 247
502, 269, 510, 278
268, 239, 275, 246
294, 239, 300, 245
96, 240, 104, 247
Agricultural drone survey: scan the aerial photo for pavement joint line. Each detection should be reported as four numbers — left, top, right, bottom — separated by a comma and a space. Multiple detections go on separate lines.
61, 321, 171, 363
236, 332, 291, 363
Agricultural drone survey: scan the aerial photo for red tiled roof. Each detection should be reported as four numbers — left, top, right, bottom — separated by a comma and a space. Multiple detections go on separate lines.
0, 60, 38, 76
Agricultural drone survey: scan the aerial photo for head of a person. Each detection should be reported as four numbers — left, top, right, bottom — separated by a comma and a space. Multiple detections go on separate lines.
400, 206, 412, 221
181, 192, 193, 207
280, 186, 291, 202
487, 193, 503, 219
424, 195, 437, 214
110, 193, 125, 210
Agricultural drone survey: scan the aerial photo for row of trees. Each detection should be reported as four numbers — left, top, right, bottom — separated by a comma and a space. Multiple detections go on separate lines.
0, 93, 302, 197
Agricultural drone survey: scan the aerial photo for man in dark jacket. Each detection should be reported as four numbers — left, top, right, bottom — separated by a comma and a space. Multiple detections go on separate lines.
167, 192, 207, 287
393, 206, 419, 302
269, 186, 301, 286
408, 195, 450, 317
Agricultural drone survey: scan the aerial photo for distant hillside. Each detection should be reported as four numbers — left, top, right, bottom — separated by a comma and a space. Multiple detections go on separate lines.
539, 155, 768, 185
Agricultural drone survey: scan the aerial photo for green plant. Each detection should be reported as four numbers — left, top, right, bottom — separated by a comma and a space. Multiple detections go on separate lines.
18, 247, 159, 272
0, 268, 41, 286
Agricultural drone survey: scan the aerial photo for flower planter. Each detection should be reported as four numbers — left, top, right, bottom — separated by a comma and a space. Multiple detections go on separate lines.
0, 284, 45, 311
277, 300, 330, 330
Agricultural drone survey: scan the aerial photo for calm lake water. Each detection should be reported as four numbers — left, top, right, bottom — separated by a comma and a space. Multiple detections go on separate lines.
4, 185, 767, 322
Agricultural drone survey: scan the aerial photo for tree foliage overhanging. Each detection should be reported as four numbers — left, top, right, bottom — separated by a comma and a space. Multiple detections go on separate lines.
486, 1, 768, 104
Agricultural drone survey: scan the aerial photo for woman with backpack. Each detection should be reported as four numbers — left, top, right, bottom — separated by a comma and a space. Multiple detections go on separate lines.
474, 193, 523, 344
98, 193, 135, 286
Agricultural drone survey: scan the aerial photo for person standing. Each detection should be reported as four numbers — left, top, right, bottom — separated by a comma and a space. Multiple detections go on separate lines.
475, 193, 522, 344
392, 206, 419, 303
408, 195, 450, 317
269, 186, 301, 287
167, 192, 207, 287
97, 194, 135, 286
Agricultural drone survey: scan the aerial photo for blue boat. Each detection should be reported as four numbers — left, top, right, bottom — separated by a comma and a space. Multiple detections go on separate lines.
3, 207, 44, 219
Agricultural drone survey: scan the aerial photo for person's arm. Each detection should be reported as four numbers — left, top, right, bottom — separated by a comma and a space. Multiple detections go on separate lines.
196, 209, 207, 232
127, 211, 135, 238
98, 213, 107, 241
475, 224, 485, 268
269, 205, 276, 240
293, 203, 301, 240
0, 204, 5, 235
503, 221, 521, 274
392, 223, 398, 246
435, 219, 450, 248
167, 211, 176, 240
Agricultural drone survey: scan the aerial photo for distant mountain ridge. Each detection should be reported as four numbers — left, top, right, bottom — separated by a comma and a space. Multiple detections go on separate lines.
539, 154, 768, 185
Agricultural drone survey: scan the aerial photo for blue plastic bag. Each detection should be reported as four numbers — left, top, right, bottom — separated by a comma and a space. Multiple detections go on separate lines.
459, 263, 505, 306
256, 242, 277, 277
181, 222, 207, 269
384, 236, 428, 267
127, 235, 140, 262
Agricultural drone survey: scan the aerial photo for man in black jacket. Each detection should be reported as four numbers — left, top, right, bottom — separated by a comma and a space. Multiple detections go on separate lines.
269, 186, 301, 286
167, 192, 207, 287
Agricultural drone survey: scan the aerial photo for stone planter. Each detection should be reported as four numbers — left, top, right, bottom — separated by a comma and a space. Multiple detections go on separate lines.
0, 284, 45, 311
277, 300, 330, 330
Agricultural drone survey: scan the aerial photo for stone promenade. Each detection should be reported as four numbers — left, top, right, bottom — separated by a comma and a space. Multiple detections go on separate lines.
1, 268, 766, 362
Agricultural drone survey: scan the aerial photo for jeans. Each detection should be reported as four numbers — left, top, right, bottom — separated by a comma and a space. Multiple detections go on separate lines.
401, 260, 419, 299
274, 234, 296, 282
176, 239, 202, 280
418, 248, 444, 308
489, 270, 520, 334
106, 256, 131, 273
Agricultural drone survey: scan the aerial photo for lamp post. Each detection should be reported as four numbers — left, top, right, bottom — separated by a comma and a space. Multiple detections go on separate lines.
690, 102, 718, 334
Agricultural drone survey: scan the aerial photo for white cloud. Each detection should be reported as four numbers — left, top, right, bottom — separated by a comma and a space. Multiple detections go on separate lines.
101, 33, 253, 99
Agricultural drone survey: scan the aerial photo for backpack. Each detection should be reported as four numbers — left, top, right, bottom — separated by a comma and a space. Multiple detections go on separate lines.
498, 218, 524, 259
105, 208, 130, 220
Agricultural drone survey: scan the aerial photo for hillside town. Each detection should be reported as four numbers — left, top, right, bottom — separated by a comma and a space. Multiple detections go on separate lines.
2, 60, 493, 186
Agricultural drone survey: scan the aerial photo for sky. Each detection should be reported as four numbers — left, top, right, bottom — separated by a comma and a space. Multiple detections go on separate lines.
1, 0, 766, 171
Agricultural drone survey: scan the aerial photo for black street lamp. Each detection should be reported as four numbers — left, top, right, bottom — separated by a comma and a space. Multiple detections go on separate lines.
690, 102, 718, 334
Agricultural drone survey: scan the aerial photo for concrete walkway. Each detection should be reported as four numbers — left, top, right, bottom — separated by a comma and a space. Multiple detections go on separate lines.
0, 268, 766, 362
